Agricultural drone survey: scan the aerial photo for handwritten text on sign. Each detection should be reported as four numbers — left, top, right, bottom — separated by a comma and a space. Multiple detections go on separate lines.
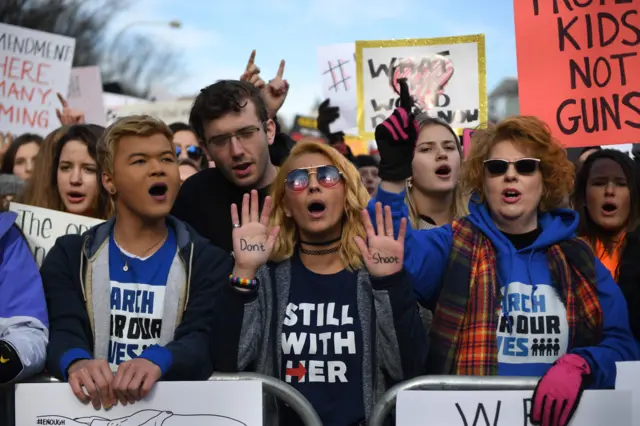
0, 23, 75, 135
515, 0, 640, 148
9, 202, 104, 266
355, 35, 487, 140
397, 389, 632, 426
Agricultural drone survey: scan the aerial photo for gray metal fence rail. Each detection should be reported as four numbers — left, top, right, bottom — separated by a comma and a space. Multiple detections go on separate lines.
368, 375, 539, 426
2, 372, 322, 426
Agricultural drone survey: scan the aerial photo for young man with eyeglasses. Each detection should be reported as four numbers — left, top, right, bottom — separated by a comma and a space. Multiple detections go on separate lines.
171, 77, 293, 253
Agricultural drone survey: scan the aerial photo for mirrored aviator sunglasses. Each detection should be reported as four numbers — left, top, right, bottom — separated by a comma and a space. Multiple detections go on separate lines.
285, 165, 342, 191
176, 145, 204, 161
483, 158, 540, 176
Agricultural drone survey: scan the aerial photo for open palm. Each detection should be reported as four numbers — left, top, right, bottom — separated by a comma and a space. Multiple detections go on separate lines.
355, 203, 406, 278
231, 190, 279, 274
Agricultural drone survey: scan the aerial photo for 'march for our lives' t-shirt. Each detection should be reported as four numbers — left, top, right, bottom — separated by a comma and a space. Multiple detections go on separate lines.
280, 254, 365, 426
108, 229, 176, 371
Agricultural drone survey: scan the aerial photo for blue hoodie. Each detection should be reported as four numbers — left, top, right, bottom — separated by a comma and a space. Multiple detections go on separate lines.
370, 187, 639, 388
0, 211, 49, 383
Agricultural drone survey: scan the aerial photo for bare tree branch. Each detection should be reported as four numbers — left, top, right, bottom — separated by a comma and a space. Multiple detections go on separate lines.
0, 0, 183, 98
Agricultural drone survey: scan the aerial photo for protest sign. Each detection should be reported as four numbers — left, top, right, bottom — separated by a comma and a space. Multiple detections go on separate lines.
103, 92, 150, 125
290, 114, 369, 156
9, 202, 104, 266
0, 23, 75, 136
514, 0, 640, 148
114, 99, 194, 125
397, 389, 632, 425
317, 43, 358, 133
68, 66, 106, 126
355, 35, 487, 140
16, 380, 262, 426
616, 361, 640, 425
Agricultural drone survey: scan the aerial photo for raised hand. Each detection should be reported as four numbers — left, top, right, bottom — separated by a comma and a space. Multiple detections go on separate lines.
56, 93, 85, 125
355, 203, 406, 278
374, 78, 419, 182
263, 58, 288, 119
231, 190, 280, 277
240, 50, 266, 90
316, 99, 340, 138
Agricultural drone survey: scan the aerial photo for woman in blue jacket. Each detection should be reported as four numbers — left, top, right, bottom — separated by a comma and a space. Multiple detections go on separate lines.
368, 81, 638, 426
213, 141, 427, 426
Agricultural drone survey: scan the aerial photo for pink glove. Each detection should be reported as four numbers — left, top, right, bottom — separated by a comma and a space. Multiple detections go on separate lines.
531, 354, 591, 426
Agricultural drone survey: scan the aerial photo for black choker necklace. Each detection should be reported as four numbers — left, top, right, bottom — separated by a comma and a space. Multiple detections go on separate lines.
299, 236, 341, 246
300, 246, 340, 255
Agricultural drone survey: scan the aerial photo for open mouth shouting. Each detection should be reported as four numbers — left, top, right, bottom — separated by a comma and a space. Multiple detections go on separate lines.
502, 188, 522, 204
435, 164, 452, 179
66, 191, 86, 204
148, 182, 169, 202
601, 201, 618, 216
307, 200, 327, 219
232, 162, 253, 179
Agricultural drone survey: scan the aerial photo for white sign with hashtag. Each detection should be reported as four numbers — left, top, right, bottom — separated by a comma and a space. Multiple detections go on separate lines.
16, 380, 263, 426
317, 43, 358, 134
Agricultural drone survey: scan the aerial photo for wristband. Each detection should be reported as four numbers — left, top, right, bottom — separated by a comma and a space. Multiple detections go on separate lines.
229, 274, 258, 290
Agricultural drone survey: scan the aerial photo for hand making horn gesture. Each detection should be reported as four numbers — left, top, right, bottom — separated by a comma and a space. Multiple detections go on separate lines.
56, 93, 85, 125
230, 190, 280, 278
239, 50, 289, 119
355, 203, 407, 278
240, 50, 266, 90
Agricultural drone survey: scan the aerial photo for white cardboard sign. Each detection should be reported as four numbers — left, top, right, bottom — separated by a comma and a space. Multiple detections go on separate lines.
616, 361, 640, 425
0, 23, 76, 135
9, 202, 104, 266
397, 389, 632, 426
317, 43, 358, 134
68, 66, 106, 126
114, 99, 194, 125
15, 381, 263, 425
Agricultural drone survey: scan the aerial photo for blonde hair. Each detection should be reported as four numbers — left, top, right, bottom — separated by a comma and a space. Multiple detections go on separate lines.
462, 116, 574, 211
98, 115, 173, 177
405, 117, 469, 227
269, 141, 369, 270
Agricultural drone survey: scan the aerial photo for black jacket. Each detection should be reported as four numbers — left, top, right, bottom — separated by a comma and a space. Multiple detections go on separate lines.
40, 215, 232, 381
617, 228, 640, 342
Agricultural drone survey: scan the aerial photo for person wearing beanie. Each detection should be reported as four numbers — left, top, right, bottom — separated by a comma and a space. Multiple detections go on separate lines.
355, 155, 380, 196
0, 174, 25, 211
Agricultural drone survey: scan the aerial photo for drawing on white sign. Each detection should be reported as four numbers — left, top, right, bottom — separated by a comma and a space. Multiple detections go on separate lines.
355, 35, 487, 140
35, 409, 247, 426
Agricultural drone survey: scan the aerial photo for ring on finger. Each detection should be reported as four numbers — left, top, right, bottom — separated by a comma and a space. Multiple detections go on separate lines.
233, 223, 240, 229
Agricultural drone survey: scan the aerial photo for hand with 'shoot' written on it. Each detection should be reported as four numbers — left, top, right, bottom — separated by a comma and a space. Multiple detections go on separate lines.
355, 202, 406, 278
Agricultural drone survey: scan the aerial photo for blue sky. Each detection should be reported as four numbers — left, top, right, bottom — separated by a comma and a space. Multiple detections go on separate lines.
112, 0, 518, 125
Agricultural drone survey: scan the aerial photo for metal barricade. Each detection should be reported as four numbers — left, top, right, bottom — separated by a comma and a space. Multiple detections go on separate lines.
368, 375, 539, 426
3, 372, 322, 426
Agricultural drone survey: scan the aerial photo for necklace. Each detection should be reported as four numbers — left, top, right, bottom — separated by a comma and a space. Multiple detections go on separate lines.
114, 231, 168, 272
299, 246, 340, 256
299, 236, 341, 246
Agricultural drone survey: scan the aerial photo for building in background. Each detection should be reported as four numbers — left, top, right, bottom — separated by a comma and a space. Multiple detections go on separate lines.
488, 77, 519, 123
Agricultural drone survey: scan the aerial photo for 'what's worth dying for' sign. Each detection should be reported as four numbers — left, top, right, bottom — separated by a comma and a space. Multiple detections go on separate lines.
9, 203, 104, 267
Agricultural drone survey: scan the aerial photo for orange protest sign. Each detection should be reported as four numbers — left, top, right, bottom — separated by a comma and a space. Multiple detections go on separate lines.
514, 0, 640, 148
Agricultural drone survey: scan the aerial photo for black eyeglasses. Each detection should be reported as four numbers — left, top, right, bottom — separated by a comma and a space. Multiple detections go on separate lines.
285, 165, 342, 191
483, 158, 540, 176
207, 124, 265, 147
176, 145, 203, 160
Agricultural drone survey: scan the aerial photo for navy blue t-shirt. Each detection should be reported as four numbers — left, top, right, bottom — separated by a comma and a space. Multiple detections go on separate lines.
280, 254, 365, 426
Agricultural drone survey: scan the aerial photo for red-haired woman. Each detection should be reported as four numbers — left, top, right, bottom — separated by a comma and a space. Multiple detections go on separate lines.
368, 85, 638, 426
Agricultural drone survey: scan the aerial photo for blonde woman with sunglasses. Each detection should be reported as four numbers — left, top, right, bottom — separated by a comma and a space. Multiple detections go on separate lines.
212, 141, 428, 426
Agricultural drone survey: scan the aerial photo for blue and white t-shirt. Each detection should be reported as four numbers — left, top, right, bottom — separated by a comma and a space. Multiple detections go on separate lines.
107, 229, 177, 371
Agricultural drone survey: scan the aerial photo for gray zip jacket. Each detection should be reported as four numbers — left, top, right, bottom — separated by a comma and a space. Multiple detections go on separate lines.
213, 260, 428, 425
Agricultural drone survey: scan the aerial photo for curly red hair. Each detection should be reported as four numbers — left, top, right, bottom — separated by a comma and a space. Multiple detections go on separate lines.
461, 116, 574, 211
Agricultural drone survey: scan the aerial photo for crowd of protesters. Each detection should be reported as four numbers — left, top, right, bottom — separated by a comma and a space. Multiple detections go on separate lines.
0, 50, 638, 426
